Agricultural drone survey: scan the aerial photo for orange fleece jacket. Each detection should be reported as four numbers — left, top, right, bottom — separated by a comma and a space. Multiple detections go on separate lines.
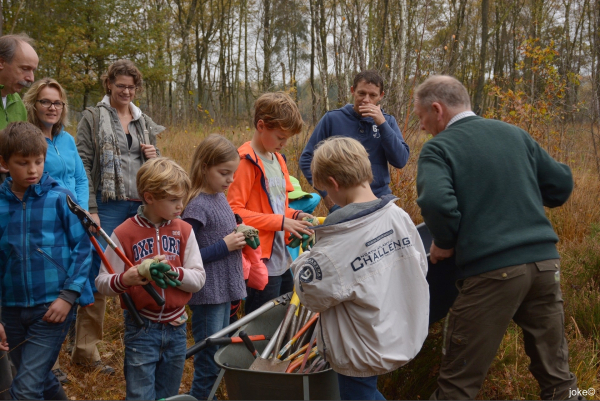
227, 141, 301, 259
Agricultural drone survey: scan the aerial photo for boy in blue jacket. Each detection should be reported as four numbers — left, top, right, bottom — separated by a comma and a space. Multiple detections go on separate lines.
0, 122, 92, 400
299, 70, 409, 212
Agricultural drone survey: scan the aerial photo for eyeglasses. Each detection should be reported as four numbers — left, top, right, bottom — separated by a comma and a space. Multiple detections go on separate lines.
114, 84, 137, 92
36, 99, 65, 109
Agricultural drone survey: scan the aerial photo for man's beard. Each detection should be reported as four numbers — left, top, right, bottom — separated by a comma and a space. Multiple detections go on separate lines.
18, 80, 31, 88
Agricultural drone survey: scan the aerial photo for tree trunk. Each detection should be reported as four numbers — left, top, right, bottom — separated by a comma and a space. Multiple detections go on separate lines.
474, 0, 489, 114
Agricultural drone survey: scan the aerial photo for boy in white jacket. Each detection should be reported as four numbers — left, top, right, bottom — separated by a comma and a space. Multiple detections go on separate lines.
292, 137, 429, 400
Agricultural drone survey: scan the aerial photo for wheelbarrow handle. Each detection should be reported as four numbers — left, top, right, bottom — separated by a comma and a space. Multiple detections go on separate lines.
206, 334, 269, 347
186, 292, 292, 359
239, 331, 259, 358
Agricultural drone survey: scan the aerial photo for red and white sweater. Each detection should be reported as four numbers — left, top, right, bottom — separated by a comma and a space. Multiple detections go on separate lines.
95, 214, 205, 323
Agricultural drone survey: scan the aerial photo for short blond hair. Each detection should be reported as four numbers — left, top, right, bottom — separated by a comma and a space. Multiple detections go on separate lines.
137, 157, 190, 202
311, 137, 373, 190
254, 92, 304, 135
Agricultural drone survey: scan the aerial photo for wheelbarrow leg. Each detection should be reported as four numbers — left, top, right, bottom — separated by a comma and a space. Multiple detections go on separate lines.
207, 368, 226, 400
303, 375, 310, 401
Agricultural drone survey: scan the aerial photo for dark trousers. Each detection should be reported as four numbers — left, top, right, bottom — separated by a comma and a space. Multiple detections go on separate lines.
245, 269, 294, 314
431, 259, 578, 400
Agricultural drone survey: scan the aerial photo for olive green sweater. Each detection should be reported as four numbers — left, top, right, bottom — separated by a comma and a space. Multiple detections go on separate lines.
417, 116, 573, 277
0, 88, 27, 130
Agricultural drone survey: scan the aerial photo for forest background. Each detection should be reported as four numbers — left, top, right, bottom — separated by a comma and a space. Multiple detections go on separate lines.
3, 0, 600, 399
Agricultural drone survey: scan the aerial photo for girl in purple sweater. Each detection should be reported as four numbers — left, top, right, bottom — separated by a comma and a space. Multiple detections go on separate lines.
182, 134, 247, 400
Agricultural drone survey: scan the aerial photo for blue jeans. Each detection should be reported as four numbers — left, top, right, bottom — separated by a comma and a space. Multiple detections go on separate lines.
245, 269, 294, 314
2, 303, 74, 400
337, 374, 385, 400
189, 303, 230, 400
123, 311, 187, 400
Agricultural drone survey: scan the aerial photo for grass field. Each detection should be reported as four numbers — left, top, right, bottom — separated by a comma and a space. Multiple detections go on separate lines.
55, 122, 600, 400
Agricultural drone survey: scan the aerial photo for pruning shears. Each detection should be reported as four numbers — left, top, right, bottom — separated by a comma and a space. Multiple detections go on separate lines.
66, 195, 165, 327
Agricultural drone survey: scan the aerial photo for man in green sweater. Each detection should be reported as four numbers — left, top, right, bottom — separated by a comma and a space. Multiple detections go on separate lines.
415, 75, 579, 400
0, 33, 38, 180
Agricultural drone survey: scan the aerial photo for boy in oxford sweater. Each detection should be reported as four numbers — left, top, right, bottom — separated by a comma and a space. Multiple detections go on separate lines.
95, 158, 205, 400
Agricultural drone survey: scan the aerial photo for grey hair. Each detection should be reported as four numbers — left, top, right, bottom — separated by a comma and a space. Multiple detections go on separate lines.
414, 75, 471, 109
0, 34, 35, 63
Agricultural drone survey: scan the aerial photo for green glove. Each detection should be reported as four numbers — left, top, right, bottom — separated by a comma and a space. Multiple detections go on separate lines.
137, 258, 181, 289
236, 224, 261, 249
288, 233, 311, 249
301, 234, 315, 251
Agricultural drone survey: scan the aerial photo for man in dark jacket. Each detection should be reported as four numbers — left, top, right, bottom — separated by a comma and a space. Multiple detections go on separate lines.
415, 75, 580, 400
299, 70, 409, 212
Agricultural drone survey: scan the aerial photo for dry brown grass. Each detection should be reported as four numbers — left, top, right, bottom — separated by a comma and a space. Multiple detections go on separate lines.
57, 123, 600, 400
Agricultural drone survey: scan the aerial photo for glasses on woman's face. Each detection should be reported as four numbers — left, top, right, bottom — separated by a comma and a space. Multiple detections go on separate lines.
114, 84, 137, 93
36, 99, 65, 110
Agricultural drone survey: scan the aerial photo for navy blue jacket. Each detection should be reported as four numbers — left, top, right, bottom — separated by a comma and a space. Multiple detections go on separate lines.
299, 104, 409, 197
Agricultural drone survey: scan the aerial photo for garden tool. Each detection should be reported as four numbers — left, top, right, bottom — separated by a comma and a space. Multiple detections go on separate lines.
304, 355, 323, 373
283, 343, 309, 362
236, 224, 260, 249
298, 327, 318, 373
291, 305, 307, 341
249, 291, 300, 372
184, 333, 269, 355
285, 346, 318, 373
138, 258, 181, 289
276, 312, 319, 359
66, 195, 165, 308
239, 331, 260, 358
259, 320, 284, 359
294, 311, 315, 353
186, 292, 292, 359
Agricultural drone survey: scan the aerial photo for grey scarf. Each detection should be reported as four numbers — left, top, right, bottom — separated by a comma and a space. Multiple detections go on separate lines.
98, 106, 127, 202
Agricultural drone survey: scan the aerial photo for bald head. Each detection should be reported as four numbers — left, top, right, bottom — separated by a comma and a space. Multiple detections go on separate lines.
414, 75, 471, 110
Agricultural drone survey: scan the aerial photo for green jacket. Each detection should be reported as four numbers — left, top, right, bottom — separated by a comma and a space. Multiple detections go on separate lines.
0, 85, 27, 130
416, 116, 573, 277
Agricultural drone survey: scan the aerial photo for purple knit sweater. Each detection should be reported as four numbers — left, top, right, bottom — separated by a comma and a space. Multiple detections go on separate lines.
182, 192, 246, 304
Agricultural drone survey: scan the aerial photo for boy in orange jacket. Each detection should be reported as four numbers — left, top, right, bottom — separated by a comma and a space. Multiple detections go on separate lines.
227, 92, 313, 313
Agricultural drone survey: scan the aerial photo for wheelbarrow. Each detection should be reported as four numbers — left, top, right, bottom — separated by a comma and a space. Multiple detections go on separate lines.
211, 302, 339, 400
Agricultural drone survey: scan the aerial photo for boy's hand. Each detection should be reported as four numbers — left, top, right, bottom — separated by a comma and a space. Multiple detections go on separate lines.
225, 232, 247, 251
284, 218, 313, 239
43, 299, 72, 324
296, 212, 314, 220
89, 213, 101, 233
123, 265, 150, 287
0, 324, 8, 351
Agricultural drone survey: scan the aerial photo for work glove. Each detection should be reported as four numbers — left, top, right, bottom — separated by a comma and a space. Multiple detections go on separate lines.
236, 224, 260, 249
137, 258, 181, 289
288, 217, 319, 251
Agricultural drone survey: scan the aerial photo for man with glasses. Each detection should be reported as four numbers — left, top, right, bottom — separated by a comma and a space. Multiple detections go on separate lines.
0, 33, 38, 401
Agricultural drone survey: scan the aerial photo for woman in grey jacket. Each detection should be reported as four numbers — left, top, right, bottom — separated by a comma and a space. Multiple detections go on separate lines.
74, 59, 164, 373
